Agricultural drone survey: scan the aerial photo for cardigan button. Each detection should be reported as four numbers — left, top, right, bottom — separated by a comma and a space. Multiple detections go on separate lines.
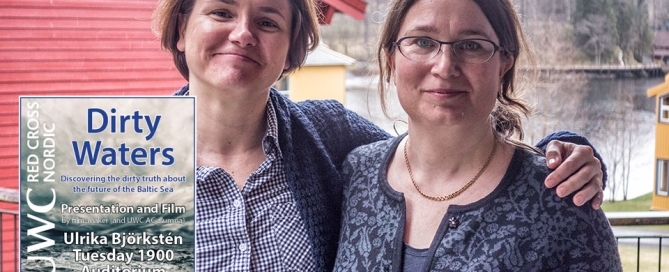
448, 216, 459, 229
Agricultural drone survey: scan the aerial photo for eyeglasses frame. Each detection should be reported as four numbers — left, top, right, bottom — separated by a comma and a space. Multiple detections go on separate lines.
393, 36, 505, 64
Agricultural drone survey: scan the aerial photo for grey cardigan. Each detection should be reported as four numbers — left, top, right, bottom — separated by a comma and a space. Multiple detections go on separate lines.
176, 85, 606, 271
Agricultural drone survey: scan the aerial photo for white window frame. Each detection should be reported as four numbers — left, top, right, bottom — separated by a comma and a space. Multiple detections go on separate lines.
274, 77, 290, 97
660, 94, 669, 123
658, 160, 669, 196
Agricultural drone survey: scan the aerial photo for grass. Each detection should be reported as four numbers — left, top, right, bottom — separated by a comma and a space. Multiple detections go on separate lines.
617, 244, 669, 271
601, 193, 653, 212
601, 193, 669, 270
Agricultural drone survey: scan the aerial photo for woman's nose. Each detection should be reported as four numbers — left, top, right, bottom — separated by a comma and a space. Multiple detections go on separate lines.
431, 46, 461, 78
229, 18, 257, 47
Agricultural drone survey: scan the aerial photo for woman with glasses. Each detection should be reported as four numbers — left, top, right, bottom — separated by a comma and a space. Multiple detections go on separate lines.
334, 0, 621, 270
154, 0, 609, 269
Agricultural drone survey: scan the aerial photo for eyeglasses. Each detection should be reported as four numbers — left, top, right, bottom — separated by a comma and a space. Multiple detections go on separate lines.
394, 36, 503, 64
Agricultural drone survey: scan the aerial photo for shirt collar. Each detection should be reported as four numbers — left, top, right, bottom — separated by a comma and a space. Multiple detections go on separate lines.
263, 97, 282, 158
181, 85, 282, 158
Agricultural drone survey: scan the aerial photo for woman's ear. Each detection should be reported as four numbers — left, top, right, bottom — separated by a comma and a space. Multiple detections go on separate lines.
499, 52, 514, 79
386, 49, 395, 71
176, 14, 187, 52
386, 49, 397, 85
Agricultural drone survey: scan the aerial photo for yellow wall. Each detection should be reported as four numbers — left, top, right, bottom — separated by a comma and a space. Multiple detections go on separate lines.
657, 118, 669, 159
651, 77, 669, 209
289, 66, 346, 104
652, 192, 669, 210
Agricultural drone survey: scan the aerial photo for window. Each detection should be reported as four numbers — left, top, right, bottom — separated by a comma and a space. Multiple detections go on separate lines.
273, 77, 290, 97
661, 95, 669, 123
658, 160, 669, 196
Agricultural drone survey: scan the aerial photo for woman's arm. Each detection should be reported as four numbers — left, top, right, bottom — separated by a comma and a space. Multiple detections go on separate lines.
299, 101, 606, 209
295, 99, 390, 166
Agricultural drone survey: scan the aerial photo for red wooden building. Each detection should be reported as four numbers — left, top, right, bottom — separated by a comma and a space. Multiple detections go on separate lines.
0, 0, 366, 270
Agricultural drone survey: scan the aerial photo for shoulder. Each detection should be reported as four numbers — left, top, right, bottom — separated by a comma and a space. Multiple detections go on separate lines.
503, 147, 550, 192
515, 146, 548, 173
344, 137, 399, 168
479, 148, 620, 270
172, 84, 189, 96
340, 136, 401, 196
296, 99, 347, 113
509, 150, 620, 269
295, 99, 359, 128
497, 147, 601, 234
270, 90, 349, 127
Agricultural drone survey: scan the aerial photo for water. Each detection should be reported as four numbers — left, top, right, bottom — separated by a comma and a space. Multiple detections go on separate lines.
585, 77, 661, 113
345, 73, 665, 201
581, 76, 663, 201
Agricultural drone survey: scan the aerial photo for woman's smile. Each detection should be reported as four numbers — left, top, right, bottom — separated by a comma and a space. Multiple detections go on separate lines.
213, 51, 259, 64
422, 88, 467, 99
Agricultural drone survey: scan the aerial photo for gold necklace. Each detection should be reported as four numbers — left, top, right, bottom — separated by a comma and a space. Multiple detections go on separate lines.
403, 136, 498, 201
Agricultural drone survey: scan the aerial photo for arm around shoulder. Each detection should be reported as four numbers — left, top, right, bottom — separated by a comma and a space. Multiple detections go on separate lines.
535, 130, 607, 185
297, 100, 390, 165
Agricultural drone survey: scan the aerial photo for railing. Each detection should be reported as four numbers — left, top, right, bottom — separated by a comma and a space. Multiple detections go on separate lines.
518, 63, 666, 77
535, 63, 663, 71
607, 212, 669, 270
0, 188, 19, 272
0, 209, 17, 272
0, 207, 666, 271
616, 235, 669, 271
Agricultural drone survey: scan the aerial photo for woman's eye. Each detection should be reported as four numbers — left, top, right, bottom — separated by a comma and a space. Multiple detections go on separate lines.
211, 10, 232, 19
259, 20, 278, 29
460, 41, 481, 50
415, 38, 434, 47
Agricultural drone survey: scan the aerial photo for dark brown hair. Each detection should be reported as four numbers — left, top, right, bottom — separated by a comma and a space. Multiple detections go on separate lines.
377, 0, 536, 141
152, 0, 320, 80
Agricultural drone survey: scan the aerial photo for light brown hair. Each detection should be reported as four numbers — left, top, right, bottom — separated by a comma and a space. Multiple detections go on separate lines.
152, 0, 321, 80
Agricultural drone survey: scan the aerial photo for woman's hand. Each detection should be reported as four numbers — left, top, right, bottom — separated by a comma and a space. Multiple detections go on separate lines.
544, 140, 604, 210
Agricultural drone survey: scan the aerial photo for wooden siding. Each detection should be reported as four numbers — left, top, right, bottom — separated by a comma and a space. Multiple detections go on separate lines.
0, 0, 186, 186
290, 66, 347, 104
657, 94, 669, 159
652, 179, 669, 210
651, 80, 669, 210
654, 96, 669, 210
319, 0, 367, 24
0, 1, 186, 270
658, 122, 669, 159
0, 202, 17, 272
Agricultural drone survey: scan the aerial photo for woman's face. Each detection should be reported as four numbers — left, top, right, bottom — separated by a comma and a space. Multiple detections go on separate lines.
390, 0, 513, 127
177, 0, 292, 93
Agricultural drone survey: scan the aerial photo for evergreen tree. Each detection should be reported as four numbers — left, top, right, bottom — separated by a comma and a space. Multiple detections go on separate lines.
572, 0, 618, 64
626, 0, 653, 62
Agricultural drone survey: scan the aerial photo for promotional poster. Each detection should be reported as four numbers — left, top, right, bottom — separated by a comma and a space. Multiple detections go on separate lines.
19, 97, 195, 272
